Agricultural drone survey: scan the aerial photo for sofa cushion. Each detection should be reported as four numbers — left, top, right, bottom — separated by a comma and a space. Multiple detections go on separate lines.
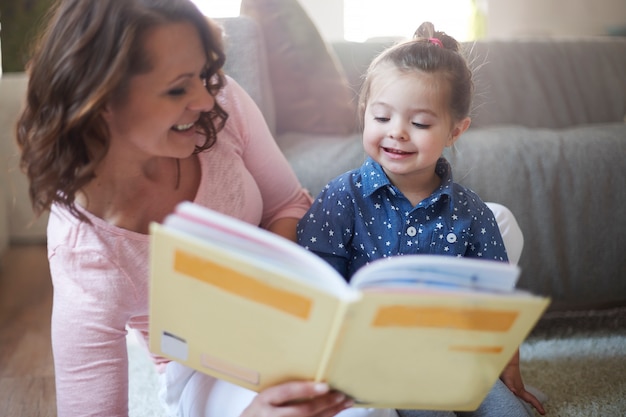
219, 16, 277, 134
275, 132, 364, 198
466, 38, 626, 129
445, 123, 626, 310
240, 0, 357, 136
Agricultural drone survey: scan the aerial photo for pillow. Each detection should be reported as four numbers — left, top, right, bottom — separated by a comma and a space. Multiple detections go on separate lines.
240, 0, 357, 135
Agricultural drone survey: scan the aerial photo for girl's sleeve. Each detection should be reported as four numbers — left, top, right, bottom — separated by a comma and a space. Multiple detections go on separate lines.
468, 204, 509, 263
225, 78, 312, 229
49, 247, 133, 417
297, 180, 354, 280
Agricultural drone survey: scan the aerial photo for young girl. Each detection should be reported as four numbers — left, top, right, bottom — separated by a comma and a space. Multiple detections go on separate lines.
297, 22, 545, 417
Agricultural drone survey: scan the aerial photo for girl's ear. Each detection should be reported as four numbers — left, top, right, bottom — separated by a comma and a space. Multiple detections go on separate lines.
447, 117, 471, 146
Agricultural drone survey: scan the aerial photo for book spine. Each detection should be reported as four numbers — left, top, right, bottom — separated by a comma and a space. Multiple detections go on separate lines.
314, 300, 352, 382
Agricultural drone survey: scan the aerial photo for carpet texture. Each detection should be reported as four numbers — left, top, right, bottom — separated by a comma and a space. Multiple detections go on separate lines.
128, 308, 626, 417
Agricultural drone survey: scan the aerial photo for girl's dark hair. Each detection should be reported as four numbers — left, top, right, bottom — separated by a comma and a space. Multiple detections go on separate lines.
16, 0, 228, 220
358, 21, 473, 125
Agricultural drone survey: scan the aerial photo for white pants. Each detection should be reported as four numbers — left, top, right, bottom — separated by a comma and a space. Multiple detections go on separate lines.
158, 203, 524, 417
485, 203, 524, 265
159, 361, 398, 417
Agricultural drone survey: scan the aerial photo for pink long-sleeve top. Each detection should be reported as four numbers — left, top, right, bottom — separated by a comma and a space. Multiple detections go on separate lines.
47, 77, 313, 416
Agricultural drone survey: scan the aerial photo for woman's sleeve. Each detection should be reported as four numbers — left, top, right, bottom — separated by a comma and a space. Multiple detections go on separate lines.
225, 78, 312, 229
49, 247, 133, 417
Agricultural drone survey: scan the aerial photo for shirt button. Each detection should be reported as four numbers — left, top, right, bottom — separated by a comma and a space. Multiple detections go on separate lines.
407, 226, 417, 237
446, 233, 457, 243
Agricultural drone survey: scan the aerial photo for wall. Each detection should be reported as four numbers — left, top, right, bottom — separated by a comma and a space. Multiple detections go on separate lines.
487, 0, 626, 38
299, 0, 344, 41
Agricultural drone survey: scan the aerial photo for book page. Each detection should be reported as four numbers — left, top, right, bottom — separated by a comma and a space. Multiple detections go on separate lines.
149, 224, 355, 391
323, 290, 549, 410
350, 255, 520, 292
166, 202, 357, 300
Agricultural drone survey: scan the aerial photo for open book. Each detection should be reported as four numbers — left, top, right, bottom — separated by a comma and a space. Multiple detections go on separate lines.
148, 201, 550, 411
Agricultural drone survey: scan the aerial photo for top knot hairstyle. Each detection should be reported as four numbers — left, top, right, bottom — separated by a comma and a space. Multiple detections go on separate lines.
413, 21, 460, 52
358, 21, 473, 126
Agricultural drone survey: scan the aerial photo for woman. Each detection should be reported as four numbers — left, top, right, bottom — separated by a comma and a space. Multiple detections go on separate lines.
17, 0, 353, 416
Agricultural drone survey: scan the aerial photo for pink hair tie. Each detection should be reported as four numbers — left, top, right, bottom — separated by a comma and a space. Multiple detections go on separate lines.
428, 37, 443, 48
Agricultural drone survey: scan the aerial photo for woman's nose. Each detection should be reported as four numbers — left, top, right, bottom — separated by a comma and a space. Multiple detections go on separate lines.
189, 79, 215, 112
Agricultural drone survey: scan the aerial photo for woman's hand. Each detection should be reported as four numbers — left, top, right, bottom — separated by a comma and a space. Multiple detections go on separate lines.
240, 381, 354, 417
500, 349, 546, 415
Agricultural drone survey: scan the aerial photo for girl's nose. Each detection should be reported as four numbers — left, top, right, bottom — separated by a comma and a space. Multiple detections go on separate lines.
388, 122, 408, 141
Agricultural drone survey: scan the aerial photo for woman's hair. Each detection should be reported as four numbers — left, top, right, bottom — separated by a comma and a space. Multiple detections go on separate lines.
16, 0, 228, 219
358, 21, 473, 126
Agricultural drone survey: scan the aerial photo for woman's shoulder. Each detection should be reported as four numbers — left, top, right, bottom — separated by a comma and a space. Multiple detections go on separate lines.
213, 75, 259, 145
215, 75, 252, 115
48, 204, 150, 302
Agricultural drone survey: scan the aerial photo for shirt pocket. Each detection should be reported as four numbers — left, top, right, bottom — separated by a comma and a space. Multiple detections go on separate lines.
427, 228, 469, 257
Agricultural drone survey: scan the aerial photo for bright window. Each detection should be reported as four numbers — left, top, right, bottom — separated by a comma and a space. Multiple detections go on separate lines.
344, 0, 475, 42
189, 0, 478, 41
191, 0, 241, 17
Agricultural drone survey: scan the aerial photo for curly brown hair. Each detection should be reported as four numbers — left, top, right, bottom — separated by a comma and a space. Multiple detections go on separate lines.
16, 0, 228, 221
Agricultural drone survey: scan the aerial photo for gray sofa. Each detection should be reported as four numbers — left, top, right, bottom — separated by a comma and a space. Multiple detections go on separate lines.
218, 16, 626, 313
1, 16, 625, 313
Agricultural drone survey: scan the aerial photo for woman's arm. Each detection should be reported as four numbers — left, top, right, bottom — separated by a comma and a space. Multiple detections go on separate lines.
267, 217, 300, 242
224, 78, 312, 228
49, 247, 132, 417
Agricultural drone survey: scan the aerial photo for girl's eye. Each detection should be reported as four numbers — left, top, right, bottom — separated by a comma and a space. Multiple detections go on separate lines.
412, 122, 429, 129
374, 117, 389, 123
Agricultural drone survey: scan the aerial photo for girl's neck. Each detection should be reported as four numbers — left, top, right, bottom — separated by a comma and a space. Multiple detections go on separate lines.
385, 169, 442, 207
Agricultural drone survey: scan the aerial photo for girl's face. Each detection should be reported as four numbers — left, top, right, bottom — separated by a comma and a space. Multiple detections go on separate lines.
103, 22, 215, 161
362, 68, 470, 186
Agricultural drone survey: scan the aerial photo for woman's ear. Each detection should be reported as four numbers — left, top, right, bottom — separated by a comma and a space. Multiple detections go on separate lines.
447, 117, 471, 146
100, 103, 112, 122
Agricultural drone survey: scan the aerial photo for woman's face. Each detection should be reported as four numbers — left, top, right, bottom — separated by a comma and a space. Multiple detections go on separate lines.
103, 22, 215, 161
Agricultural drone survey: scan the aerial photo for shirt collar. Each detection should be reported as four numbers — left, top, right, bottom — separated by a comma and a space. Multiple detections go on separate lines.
360, 157, 455, 207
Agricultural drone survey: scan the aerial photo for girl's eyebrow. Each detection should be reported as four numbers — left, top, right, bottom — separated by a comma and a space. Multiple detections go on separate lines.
370, 101, 438, 117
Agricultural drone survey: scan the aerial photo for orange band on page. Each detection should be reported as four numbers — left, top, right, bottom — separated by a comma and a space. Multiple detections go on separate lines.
372, 305, 518, 332
174, 249, 313, 319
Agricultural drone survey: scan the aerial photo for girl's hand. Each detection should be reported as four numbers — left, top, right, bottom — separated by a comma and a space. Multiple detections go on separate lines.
500, 350, 546, 415
240, 381, 354, 417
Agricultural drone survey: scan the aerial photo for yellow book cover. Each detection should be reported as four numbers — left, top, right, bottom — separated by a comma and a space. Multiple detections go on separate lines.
148, 202, 550, 411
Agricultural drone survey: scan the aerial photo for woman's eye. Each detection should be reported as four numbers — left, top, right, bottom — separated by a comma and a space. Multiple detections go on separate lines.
168, 87, 186, 96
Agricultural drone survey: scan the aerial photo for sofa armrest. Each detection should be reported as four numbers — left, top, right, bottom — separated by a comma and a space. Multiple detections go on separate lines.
0, 73, 49, 245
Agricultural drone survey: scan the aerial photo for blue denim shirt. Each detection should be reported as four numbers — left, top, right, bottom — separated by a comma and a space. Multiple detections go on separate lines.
297, 157, 508, 281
